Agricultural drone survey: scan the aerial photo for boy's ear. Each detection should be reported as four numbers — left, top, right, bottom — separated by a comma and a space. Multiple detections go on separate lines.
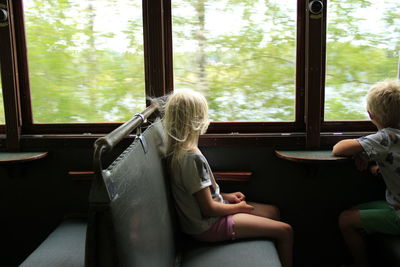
368, 111, 382, 129
367, 111, 374, 120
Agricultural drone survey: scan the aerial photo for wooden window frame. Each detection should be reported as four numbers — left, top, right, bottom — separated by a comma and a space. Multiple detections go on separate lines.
0, 0, 375, 151
0, 0, 21, 151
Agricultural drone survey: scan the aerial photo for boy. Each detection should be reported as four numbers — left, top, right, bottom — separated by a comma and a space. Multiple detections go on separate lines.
332, 80, 400, 267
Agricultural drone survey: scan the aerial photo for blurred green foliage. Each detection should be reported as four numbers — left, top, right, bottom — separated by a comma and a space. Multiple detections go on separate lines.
324, 0, 399, 121
22, 0, 145, 123
173, 0, 399, 122
0, 0, 398, 124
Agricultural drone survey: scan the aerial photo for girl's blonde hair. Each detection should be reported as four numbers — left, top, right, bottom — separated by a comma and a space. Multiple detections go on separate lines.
163, 89, 210, 168
367, 80, 400, 128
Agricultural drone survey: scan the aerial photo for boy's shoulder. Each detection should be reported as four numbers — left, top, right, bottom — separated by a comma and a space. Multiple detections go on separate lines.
380, 128, 400, 145
362, 128, 400, 138
358, 128, 400, 166
382, 127, 400, 134
360, 128, 400, 148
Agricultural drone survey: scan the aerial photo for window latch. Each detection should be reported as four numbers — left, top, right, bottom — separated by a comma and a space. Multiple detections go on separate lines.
309, 0, 323, 19
0, 4, 8, 27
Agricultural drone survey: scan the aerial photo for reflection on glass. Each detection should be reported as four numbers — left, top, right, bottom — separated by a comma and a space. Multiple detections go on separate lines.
173, 0, 297, 121
23, 0, 145, 123
325, 0, 399, 121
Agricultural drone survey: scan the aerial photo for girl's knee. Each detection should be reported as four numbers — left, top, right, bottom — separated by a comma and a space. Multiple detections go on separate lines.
250, 202, 281, 219
277, 222, 293, 241
270, 205, 281, 219
339, 209, 360, 230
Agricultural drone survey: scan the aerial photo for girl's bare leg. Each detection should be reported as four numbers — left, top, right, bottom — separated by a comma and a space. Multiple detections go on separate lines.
247, 201, 280, 219
339, 209, 370, 267
233, 213, 293, 267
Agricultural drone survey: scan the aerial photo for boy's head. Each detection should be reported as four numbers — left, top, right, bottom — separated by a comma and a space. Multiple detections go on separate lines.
366, 80, 400, 129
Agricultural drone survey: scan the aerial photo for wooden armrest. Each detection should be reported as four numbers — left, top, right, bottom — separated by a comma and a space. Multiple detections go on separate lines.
213, 171, 252, 182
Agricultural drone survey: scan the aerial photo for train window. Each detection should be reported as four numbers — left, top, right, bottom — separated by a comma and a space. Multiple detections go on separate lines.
23, 0, 145, 123
3, 0, 398, 141
0, 74, 3, 124
172, 0, 297, 122
325, 0, 400, 121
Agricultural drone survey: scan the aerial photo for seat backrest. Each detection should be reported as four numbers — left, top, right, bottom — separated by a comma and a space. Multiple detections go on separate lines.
86, 121, 177, 267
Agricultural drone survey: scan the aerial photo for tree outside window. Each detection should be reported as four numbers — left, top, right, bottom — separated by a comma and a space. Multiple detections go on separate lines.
2, 0, 399, 128
23, 0, 145, 123
325, 0, 400, 121
173, 0, 297, 122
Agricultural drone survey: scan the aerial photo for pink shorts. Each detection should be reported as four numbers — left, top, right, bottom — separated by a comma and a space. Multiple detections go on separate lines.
193, 215, 235, 242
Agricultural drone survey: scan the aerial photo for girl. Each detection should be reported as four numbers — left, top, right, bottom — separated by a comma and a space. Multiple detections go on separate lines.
162, 89, 293, 267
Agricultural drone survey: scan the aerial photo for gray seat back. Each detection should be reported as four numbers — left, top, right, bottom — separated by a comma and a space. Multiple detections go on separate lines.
86, 121, 177, 267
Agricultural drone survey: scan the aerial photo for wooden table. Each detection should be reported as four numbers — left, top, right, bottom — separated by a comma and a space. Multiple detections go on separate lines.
275, 150, 351, 178
0, 152, 48, 164
0, 152, 48, 178
275, 150, 350, 163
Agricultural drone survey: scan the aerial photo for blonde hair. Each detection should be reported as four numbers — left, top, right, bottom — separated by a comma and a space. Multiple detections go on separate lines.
367, 80, 400, 128
163, 90, 210, 168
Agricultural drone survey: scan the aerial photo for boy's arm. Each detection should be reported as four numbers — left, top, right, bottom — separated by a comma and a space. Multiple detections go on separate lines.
194, 187, 254, 217
332, 139, 364, 156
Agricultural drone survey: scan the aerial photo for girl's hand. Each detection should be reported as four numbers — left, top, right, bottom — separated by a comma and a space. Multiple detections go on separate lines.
223, 192, 245, 203
236, 201, 254, 213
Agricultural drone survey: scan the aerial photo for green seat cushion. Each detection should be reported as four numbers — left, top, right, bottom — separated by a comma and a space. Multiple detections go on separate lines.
182, 239, 281, 267
19, 219, 87, 267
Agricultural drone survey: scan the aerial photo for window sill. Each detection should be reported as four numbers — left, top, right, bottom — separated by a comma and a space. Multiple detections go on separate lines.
0, 131, 374, 149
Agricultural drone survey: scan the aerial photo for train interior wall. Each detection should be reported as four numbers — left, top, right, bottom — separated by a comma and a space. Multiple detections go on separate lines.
0, 142, 385, 267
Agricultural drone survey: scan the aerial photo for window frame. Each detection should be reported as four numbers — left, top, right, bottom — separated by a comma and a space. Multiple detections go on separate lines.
17, 0, 171, 134
0, 0, 375, 151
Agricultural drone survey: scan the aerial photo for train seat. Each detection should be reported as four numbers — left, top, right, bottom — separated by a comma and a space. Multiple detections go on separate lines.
19, 218, 87, 267
86, 119, 281, 267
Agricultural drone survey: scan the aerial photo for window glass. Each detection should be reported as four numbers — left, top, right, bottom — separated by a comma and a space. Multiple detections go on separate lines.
23, 0, 145, 123
0, 73, 4, 124
172, 0, 297, 121
325, 0, 400, 121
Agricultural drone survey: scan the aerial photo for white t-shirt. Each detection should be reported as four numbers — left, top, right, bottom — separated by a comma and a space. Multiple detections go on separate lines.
358, 128, 400, 208
169, 151, 223, 235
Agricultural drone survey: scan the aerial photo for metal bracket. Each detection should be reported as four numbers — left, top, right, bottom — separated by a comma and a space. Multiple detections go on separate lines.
134, 112, 148, 153
137, 135, 148, 154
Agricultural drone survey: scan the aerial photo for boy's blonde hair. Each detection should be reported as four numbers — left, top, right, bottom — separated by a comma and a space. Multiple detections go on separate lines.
367, 80, 400, 128
163, 89, 210, 168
